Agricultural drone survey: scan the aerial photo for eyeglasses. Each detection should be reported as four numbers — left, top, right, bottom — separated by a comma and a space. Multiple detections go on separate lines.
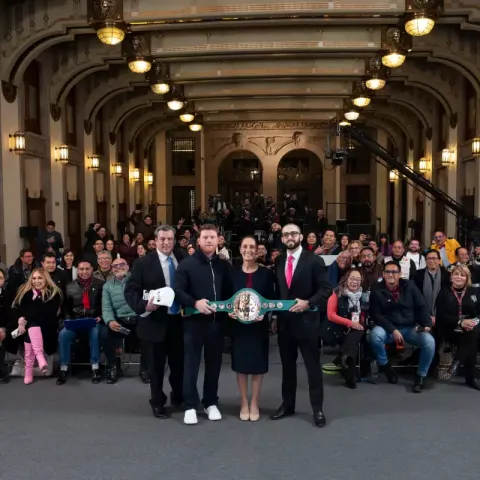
361, 254, 374, 258
112, 263, 127, 269
426, 257, 439, 261
384, 270, 400, 275
282, 232, 300, 238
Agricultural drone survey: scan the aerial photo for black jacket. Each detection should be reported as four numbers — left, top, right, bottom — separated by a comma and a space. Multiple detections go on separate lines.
412, 267, 450, 294
63, 278, 104, 319
435, 286, 480, 331
275, 249, 332, 339
124, 250, 185, 342
175, 249, 233, 318
369, 279, 431, 333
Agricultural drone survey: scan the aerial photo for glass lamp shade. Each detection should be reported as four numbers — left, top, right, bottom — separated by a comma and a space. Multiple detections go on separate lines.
151, 82, 170, 95
344, 110, 360, 121
338, 120, 351, 127
180, 112, 195, 123
441, 149, 453, 165
89, 156, 100, 170
405, 14, 435, 37
365, 77, 386, 91
352, 96, 371, 108
131, 168, 140, 181
146, 172, 153, 185
9, 132, 25, 154
389, 170, 398, 182
418, 158, 428, 173
189, 123, 203, 132
167, 99, 185, 111
382, 52, 406, 68
472, 138, 480, 157
112, 163, 123, 176
96, 24, 126, 46
128, 59, 152, 74
56, 145, 69, 164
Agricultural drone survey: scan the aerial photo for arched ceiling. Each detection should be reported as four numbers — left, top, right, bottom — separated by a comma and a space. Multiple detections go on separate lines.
2, 0, 479, 146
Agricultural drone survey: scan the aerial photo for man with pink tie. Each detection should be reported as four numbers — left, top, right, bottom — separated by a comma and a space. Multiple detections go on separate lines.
270, 223, 332, 428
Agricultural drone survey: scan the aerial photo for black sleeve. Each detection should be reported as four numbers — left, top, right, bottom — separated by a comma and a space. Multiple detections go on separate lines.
308, 254, 332, 312
369, 290, 396, 334
124, 259, 147, 315
434, 289, 452, 327
174, 261, 197, 308
94, 283, 103, 318
411, 282, 431, 327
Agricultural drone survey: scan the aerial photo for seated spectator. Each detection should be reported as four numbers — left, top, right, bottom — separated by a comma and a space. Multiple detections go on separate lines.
369, 240, 384, 264
339, 234, 350, 252
8, 249, 34, 292
435, 265, 480, 390
325, 269, 368, 389
329, 251, 352, 287
217, 235, 230, 260
136, 243, 147, 259
321, 230, 340, 255
304, 232, 322, 254
82, 238, 104, 269
378, 233, 392, 257
56, 260, 104, 385
449, 247, 480, 284
348, 240, 362, 268
93, 250, 114, 282
384, 240, 417, 280
406, 239, 426, 270
41, 252, 67, 294
147, 239, 156, 252
129, 210, 156, 240
11, 268, 62, 384
118, 233, 137, 266
105, 239, 117, 258
359, 247, 383, 290
369, 261, 435, 393
101, 257, 149, 384
57, 249, 77, 283
0, 266, 12, 383
412, 249, 450, 324
430, 231, 461, 268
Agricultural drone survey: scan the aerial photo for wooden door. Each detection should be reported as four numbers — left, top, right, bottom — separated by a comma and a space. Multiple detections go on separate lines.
67, 198, 82, 255
96, 201, 107, 229
172, 186, 195, 222
26, 189, 46, 254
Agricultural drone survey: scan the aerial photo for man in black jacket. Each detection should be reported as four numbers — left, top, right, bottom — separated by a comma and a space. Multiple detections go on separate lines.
124, 225, 185, 419
369, 261, 435, 393
41, 252, 67, 295
175, 224, 233, 425
270, 223, 331, 428
56, 260, 104, 385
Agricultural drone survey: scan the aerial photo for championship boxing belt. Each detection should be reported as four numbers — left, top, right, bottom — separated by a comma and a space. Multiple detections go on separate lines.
183, 288, 317, 324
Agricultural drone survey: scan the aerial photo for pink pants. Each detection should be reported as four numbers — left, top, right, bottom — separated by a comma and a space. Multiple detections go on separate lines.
24, 326, 48, 385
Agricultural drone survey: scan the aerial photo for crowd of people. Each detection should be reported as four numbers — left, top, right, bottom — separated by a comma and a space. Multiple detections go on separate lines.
1, 199, 480, 429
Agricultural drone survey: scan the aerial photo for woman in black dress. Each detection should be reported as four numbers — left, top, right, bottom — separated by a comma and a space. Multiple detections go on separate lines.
229, 235, 275, 421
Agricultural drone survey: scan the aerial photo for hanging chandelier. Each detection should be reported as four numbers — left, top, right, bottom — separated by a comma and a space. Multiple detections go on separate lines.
88, 1, 127, 46
404, 0, 444, 37
351, 81, 373, 108
364, 57, 390, 91
380, 26, 412, 68
123, 33, 152, 74
148, 61, 171, 95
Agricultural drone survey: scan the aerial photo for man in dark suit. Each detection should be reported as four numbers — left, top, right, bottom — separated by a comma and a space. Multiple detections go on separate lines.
271, 223, 332, 427
125, 225, 184, 419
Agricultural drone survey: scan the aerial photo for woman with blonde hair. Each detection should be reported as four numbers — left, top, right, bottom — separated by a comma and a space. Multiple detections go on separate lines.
436, 264, 480, 390
12, 268, 62, 384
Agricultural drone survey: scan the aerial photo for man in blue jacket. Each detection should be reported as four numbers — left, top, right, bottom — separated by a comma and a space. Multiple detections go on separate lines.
369, 261, 435, 393
175, 224, 233, 425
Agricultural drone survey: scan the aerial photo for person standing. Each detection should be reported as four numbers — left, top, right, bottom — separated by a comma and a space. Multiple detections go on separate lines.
125, 225, 185, 418
271, 223, 332, 428
229, 236, 275, 421
175, 224, 233, 425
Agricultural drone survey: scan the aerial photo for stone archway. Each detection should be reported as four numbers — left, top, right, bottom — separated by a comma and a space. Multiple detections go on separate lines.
277, 149, 323, 209
218, 150, 263, 205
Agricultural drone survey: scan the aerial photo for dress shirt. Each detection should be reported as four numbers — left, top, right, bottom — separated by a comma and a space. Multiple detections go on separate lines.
284, 246, 303, 276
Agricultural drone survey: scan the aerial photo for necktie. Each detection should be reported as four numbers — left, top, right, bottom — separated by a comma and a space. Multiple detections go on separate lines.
286, 255, 294, 289
167, 257, 180, 314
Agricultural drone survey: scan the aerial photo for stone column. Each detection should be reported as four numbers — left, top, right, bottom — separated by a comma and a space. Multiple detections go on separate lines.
200, 130, 207, 211
445, 126, 458, 237
406, 146, 415, 225
375, 130, 388, 236
0, 92, 25, 264
423, 138, 433, 246
83, 126, 96, 226
107, 142, 118, 235
262, 159, 278, 200
155, 131, 168, 223
393, 177, 402, 240
127, 151, 136, 214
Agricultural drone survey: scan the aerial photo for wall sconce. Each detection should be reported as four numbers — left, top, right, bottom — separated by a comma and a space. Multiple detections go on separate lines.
88, 155, 100, 171
472, 138, 480, 157
418, 157, 429, 173
441, 148, 454, 166
146, 172, 153, 185
9, 132, 26, 154
131, 168, 140, 182
112, 163, 123, 176
55, 144, 69, 164
389, 170, 398, 182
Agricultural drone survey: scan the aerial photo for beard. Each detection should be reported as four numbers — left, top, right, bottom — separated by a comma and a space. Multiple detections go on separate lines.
285, 239, 301, 251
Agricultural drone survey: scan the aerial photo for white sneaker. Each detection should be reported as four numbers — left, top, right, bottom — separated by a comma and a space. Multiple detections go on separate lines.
204, 405, 222, 421
184, 409, 198, 425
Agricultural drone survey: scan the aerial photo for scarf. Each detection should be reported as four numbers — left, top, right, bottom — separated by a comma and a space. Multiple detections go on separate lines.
423, 269, 442, 315
78, 277, 93, 310
345, 288, 363, 311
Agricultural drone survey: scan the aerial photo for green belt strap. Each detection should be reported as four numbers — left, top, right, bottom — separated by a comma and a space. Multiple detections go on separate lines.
184, 288, 317, 324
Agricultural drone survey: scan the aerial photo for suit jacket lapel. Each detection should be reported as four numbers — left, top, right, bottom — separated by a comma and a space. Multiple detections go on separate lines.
277, 255, 288, 294
150, 252, 166, 286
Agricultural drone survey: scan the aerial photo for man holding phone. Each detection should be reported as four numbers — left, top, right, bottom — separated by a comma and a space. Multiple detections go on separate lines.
369, 261, 435, 393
